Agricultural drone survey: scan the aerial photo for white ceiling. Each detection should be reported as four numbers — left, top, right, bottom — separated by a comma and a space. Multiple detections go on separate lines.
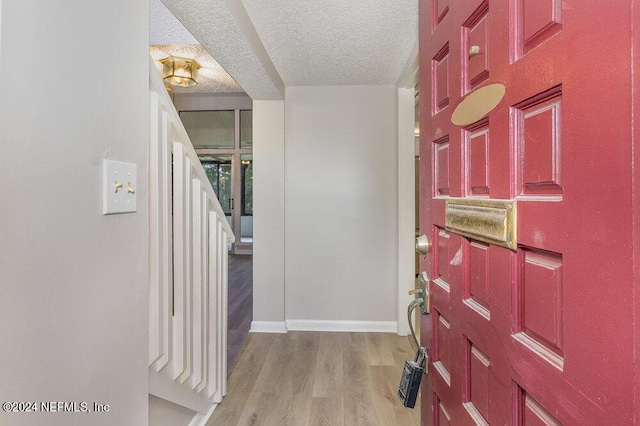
152, 0, 418, 99
241, 0, 418, 86
150, 0, 198, 45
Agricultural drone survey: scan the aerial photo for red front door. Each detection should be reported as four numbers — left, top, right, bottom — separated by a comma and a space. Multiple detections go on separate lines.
419, 1, 635, 424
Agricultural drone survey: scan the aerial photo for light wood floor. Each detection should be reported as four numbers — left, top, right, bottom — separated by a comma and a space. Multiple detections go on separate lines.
208, 331, 420, 426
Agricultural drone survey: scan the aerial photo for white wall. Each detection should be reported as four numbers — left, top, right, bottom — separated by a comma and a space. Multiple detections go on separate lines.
251, 100, 286, 331
284, 86, 398, 324
0, 1, 149, 425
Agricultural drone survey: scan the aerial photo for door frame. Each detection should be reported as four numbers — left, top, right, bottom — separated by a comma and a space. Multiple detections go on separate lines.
197, 139, 253, 255
396, 43, 420, 336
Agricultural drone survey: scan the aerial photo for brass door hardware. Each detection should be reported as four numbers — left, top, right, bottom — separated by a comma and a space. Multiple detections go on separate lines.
412, 272, 430, 315
445, 198, 517, 250
415, 235, 431, 255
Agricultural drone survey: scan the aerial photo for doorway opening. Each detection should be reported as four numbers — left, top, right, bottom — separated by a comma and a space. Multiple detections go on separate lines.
180, 107, 254, 373
180, 109, 253, 255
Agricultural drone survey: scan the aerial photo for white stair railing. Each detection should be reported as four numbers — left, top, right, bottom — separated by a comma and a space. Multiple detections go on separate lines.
148, 60, 234, 424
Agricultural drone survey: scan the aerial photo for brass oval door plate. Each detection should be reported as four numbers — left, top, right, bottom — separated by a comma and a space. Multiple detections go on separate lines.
451, 83, 506, 126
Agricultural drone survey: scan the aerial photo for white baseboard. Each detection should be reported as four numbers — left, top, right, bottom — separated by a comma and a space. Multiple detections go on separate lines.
250, 321, 287, 333
233, 247, 253, 255
251, 320, 399, 333
188, 403, 218, 426
285, 320, 398, 333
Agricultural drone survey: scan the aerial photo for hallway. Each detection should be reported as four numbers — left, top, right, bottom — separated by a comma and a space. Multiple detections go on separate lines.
228, 255, 253, 373
209, 331, 420, 425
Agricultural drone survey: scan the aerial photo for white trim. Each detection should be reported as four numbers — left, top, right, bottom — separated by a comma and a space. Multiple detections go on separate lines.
188, 403, 218, 426
250, 321, 287, 333
225, 0, 285, 98
396, 43, 419, 337
286, 320, 398, 333
233, 247, 253, 256
396, 87, 418, 336
149, 372, 213, 414
396, 41, 419, 89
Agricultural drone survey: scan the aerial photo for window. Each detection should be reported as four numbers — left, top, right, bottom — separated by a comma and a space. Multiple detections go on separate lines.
240, 110, 252, 149
199, 155, 233, 215
241, 154, 252, 216
180, 108, 253, 250
180, 110, 235, 149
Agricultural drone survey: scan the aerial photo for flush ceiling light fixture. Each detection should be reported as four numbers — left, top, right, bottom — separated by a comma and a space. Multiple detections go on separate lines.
160, 56, 200, 87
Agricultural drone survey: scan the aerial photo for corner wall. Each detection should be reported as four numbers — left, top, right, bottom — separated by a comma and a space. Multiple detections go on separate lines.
0, 1, 149, 425
251, 100, 286, 332
284, 86, 398, 327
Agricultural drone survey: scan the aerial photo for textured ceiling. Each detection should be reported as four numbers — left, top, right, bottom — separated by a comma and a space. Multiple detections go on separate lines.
150, 0, 244, 94
160, 0, 284, 100
240, 0, 418, 86
153, 0, 418, 98
150, 0, 197, 45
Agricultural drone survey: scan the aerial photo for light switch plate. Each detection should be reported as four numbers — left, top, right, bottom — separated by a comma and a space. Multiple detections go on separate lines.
103, 159, 137, 214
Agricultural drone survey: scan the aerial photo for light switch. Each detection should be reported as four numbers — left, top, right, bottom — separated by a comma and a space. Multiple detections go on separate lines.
103, 159, 137, 214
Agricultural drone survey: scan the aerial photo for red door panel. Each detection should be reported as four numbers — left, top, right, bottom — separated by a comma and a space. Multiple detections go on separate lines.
465, 122, 490, 196
463, 2, 489, 92
419, 0, 635, 424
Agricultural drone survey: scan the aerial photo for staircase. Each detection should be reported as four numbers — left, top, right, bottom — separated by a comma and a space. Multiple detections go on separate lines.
148, 60, 235, 425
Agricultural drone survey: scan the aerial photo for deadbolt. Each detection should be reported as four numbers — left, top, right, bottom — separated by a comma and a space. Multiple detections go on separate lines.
415, 234, 431, 255
415, 272, 430, 314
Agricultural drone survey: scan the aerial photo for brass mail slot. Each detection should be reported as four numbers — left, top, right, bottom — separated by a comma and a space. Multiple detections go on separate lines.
445, 198, 517, 250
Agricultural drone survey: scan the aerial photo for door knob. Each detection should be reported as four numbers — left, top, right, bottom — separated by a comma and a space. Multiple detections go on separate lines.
415, 234, 431, 255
